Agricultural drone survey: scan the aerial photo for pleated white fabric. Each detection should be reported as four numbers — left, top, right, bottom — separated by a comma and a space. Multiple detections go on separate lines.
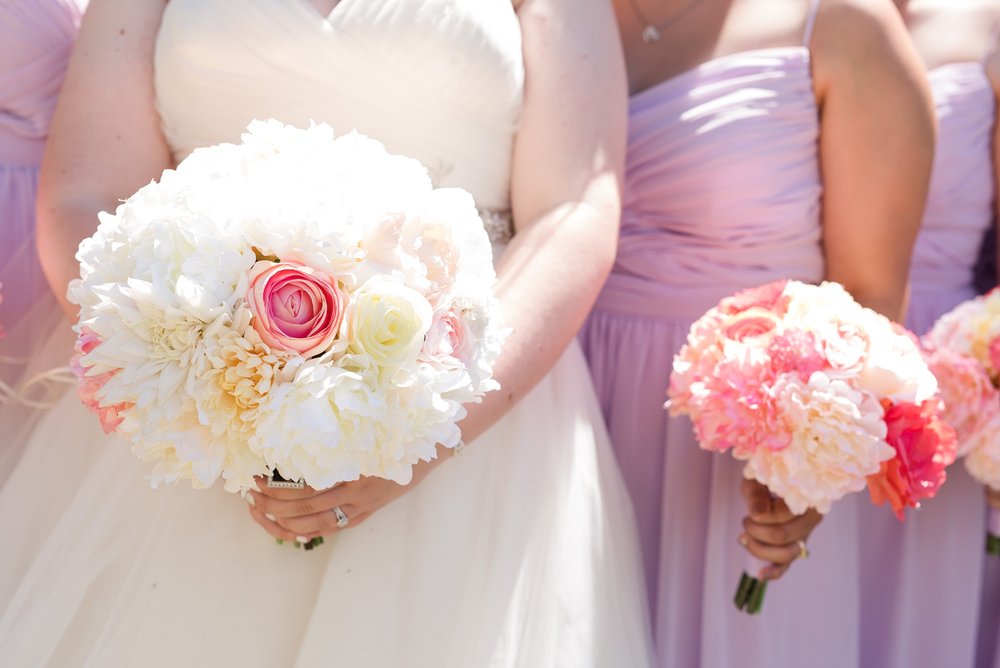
0, 1, 653, 665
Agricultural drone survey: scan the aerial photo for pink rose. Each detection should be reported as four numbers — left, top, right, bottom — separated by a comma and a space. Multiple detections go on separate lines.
768, 329, 827, 381
72, 327, 130, 434
867, 399, 958, 520
424, 308, 471, 364
246, 261, 345, 357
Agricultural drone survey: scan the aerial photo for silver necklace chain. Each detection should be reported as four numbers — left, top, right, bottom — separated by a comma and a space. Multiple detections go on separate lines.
628, 0, 705, 44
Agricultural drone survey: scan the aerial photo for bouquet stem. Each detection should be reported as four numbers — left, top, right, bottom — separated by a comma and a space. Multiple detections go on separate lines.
733, 555, 771, 614
987, 506, 1000, 557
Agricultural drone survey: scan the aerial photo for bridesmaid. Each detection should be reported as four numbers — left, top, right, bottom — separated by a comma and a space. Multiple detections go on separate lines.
0, 0, 87, 477
580, 0, 934, 665
859, 5, 1000, 668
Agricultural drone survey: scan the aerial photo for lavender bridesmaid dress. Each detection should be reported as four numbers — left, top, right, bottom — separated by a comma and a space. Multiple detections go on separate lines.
858, 62, 996, 668
0, 0, 86, 474
580, 2, 864, 666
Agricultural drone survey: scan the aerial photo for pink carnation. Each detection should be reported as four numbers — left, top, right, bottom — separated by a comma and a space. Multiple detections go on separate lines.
692, 354, 790, 457
767, 329, 827, 381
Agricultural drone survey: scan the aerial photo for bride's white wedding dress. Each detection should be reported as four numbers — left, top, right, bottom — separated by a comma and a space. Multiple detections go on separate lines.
0, 1, 653, 665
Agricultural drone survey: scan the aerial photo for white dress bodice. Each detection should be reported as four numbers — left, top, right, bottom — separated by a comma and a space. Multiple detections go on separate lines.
155, 0, 523, 209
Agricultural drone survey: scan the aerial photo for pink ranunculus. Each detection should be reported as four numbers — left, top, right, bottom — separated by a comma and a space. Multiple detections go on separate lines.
718, 280, 789, 316
245, 261, 345, 358
867, 399, 958, 520
723, 313, 779, 342
72, 328, 130, 434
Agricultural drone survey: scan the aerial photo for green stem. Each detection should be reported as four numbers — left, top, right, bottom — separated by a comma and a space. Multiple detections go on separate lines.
733, 571, 767, 615
987, 532, 1000, 557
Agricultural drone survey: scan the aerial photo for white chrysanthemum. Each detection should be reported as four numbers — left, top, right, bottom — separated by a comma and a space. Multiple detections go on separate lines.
252, 361, 385, 489
743, 372, 894, 515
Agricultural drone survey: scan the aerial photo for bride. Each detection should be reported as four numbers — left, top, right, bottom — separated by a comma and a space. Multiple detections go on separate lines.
0, 0, 654, 665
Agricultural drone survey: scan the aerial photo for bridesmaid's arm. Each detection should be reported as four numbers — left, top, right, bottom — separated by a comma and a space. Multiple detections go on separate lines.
248, 0, 628, 541
483, 0, 627, 435
37, 0, 172, 317
988, 44, 1000, 286
739, 0, 935, 582
811, 0, 935, 321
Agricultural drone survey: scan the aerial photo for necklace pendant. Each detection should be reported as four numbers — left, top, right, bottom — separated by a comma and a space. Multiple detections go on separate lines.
641, 25, 662, 44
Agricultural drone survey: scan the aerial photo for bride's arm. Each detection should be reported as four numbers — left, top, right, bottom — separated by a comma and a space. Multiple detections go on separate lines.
458, 0, 628, 443
37, 0, 172, 317
249, 0, 628, 540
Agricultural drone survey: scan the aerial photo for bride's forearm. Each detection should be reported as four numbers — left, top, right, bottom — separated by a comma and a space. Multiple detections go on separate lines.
454, 193, 618, 445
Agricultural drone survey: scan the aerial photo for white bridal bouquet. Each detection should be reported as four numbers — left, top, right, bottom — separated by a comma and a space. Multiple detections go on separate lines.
70, 120, 505, 493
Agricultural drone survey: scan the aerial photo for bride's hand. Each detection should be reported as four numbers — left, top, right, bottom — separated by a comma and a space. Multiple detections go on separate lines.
247, 451, 447, 543
738, 479, 821, 581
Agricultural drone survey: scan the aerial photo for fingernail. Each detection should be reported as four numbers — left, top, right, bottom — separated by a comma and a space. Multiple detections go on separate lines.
738, 533, 749, 548
296, 535, 309, 544
265, 513, 277, 522
246, 493, 256, 507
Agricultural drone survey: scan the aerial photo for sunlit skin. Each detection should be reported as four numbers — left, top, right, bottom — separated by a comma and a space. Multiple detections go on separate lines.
36, 0, 628, 542
893, 0, 1000, 521
611, 0, 935, 580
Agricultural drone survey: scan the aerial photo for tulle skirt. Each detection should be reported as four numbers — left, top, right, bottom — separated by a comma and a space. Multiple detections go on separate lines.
0, 163, 77, 482
0, 342, 654, 667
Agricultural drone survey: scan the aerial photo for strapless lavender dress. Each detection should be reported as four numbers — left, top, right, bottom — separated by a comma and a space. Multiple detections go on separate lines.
581, 20, 866, 665
858, 62, 996, 668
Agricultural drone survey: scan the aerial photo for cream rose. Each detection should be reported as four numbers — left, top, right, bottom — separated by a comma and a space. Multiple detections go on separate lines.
347, 279, 433, 370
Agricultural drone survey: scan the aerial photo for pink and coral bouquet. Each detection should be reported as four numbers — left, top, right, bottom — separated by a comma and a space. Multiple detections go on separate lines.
923, 289, 1000, 555
668, 279, 956, 613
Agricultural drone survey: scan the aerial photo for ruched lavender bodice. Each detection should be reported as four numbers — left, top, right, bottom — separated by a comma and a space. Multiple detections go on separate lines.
595, 47, 824, 321
907, 62, 996, 333
0, 0, 85, 165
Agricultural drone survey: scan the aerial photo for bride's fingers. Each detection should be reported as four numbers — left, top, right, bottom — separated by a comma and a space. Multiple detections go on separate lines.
248, 485, 344, 519
275, 504, 362, 537
248, 506, 298, 542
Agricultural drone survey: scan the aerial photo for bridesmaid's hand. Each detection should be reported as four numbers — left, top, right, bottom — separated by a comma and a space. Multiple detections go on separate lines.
246, 450, 447, 543
986, 486, 1000, 512
738, 479, 821, 581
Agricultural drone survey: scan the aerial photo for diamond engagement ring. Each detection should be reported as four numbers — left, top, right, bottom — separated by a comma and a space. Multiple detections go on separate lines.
797, 539, 810, 560
333, 505, 349, 529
